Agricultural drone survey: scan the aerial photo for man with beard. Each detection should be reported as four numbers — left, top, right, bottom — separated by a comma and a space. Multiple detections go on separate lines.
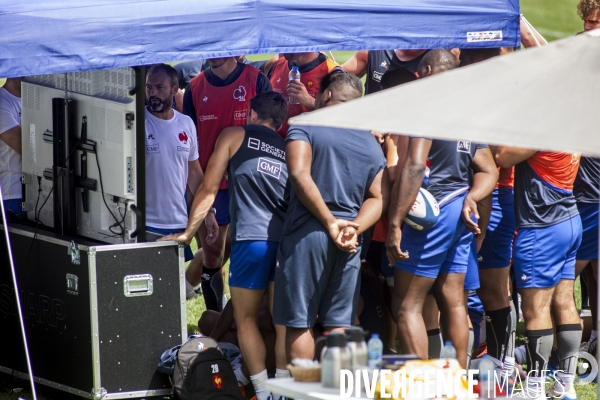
183, 57, 272, 311
268, 52, 339, 136
144, 64, 206, 262
342, 49, 429, 95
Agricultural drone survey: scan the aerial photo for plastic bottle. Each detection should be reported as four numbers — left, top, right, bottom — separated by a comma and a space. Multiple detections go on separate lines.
288, 66, 301, 104
367, 333, 383, 369
478, 356, 496, 400
440, 341, 456, 359
288, 65, 301, 82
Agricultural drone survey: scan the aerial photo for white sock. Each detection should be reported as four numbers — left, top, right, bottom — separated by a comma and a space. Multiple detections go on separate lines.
250, 370, 270, 400
233, 363, 249, 386
185, 280, 199, 299
275, 368, 291, 379
590, 329, 598, 342
502, 356, 515, 379
556, 371, 575, 390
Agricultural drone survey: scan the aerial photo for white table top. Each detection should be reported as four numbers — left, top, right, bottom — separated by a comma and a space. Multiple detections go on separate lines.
266, 378, 362, 400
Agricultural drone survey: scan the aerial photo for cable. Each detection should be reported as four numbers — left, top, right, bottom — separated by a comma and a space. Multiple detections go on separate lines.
94, 150, 126, 242
21, 142, 80, 286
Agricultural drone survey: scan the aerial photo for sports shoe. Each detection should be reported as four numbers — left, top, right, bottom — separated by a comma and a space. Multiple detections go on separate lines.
547, 380, 577, 400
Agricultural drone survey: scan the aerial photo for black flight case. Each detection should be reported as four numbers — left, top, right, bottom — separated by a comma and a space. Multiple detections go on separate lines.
0, 223, 187, 399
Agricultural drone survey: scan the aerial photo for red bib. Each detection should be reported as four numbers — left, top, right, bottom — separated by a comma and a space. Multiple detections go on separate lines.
269, 57, 338, 137
190, 65, 260, 189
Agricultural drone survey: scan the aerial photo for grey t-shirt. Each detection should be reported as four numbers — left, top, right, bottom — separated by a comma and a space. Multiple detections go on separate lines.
228, 125, 289, 243
283, 125, 387, 234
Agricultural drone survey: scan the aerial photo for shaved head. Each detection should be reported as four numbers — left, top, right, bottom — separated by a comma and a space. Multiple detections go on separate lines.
417, 49, 457, 78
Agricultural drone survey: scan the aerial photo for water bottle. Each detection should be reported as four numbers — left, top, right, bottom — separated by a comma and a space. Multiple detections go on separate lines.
288, 65, 301, 82
478, 356, 496, 400
288, 66, 301, 104
367, 333, 383, 369
440, 341, 456, 359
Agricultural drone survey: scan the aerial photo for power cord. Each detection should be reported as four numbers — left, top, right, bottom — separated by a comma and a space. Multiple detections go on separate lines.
94, 150, 126, 242
21, 142, 80, 286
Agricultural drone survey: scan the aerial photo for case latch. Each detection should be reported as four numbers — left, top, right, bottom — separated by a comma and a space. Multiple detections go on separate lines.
67, 241, 80, 265
66, 273, 79, 295
92, 387, 107, 399
123, 274, 154, 297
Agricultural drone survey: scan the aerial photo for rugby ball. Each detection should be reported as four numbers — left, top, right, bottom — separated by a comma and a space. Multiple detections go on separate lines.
404, 188, 440, 231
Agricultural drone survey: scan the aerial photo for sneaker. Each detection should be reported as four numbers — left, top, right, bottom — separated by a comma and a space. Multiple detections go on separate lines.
547, 381, 577, 400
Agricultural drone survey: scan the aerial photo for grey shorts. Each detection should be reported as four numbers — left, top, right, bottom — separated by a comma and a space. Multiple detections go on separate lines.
273, 217, 361, 328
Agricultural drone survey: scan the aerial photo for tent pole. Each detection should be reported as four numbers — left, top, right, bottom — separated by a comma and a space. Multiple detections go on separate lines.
133, 66, 146, 242
0, 192, 38, 400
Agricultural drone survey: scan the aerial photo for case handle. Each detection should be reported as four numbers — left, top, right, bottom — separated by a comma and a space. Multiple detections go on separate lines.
123, 274, 153, 297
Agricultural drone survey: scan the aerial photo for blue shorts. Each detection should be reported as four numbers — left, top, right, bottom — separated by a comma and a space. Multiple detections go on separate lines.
146, 226, 194, 261
464, 237, 480, 290
273, 217, 361, 328
3, 199, 26, 216
395, 194, 473, 279
513, 216, 582, 289
479, 188, 516, 269
213, 189, 230, 225
229, 240, 278, 290
576, 202, 599, 261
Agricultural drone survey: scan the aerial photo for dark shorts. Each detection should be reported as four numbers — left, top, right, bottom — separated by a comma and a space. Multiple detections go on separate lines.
146, 226, 194, 261
576, 202, 598, 261
513, 216, 582, 289
273, 218, 361, 328
229, 240, 278, 290
395, 194, 472, 279
212, 189, 230, 225
479, 188, 516, 269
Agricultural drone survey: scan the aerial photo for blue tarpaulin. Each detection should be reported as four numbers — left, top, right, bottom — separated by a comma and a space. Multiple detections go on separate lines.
0, 0, 520, 78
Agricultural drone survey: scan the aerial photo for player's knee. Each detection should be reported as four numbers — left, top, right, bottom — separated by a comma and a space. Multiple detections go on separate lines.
202, 248, 224, 268
198, 310, 220, 335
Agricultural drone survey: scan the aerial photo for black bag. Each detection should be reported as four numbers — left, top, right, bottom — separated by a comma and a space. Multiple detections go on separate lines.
172, 337, 243, 400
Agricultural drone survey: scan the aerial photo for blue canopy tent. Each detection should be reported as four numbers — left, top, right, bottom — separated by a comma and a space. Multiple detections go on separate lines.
0, 0, 520, 78
1, 2, 520, 399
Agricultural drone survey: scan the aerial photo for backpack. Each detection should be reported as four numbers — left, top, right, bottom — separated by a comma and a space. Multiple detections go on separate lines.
172, 336, 244, 400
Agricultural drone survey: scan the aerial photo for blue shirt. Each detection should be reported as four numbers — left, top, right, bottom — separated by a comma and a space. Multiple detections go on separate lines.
283, 125, 387, 234
416, 139, 488, 206
574, 156, 600, 204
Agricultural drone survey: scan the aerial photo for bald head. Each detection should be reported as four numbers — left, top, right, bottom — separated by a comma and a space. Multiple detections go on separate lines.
315, 71, 363, 109
417, 49, 457, 78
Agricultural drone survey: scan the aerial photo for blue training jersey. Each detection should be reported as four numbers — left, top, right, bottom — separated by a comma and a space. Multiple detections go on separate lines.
417, 139, 488, 207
